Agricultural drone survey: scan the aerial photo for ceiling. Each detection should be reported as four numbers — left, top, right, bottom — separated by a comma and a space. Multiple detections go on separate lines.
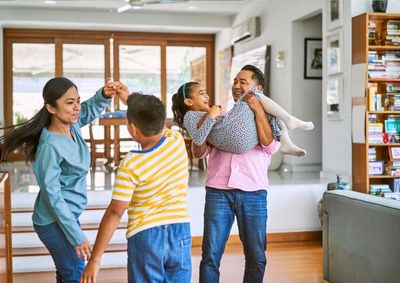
0, 0, 261, 16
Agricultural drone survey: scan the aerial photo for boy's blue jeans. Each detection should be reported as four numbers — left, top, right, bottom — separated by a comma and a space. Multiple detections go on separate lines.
200, 187, 268, 283
34, 222, 85, 283
127, 223, 192, 283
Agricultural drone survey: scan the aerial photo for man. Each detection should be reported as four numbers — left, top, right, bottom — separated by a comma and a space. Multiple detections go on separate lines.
193, 64, 280, 283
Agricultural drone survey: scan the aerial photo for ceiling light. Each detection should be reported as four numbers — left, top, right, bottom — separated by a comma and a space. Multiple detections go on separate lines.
45, 0, 57, 4
188, 6, 198, 10
132, 6, 142, 9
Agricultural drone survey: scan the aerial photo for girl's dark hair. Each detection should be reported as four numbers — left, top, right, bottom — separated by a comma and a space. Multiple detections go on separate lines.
0, 77, 77, 162
171, 82, 199, 129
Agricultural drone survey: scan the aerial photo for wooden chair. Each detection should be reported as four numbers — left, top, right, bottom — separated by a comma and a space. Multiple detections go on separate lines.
83, 123, 107, 168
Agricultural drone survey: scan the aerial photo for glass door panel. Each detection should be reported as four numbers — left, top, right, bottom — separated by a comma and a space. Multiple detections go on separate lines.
12, 43, 55, 124
119, 45, 161, 110
166, 46, 206, 118
63, 44, 105, 104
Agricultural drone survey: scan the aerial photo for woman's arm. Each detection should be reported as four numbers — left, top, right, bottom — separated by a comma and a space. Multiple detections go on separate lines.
78, 81, 115, 127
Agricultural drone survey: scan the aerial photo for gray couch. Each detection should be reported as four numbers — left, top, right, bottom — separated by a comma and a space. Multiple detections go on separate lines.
323, 190, 400, 283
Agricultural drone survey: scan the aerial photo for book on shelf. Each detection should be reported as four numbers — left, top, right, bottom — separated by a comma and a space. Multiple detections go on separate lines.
384, 119, 400, 133
393, 178, 400, 192
370, 184, 392, 195
368, 123, 383, 144
368, 113, 378, 123
368, 147, 377, 161
386, 20, 400, 46
368, 84, 378, 111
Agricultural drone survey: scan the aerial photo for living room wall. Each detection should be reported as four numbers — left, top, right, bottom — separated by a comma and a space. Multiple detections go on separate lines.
214, 0, 323, 172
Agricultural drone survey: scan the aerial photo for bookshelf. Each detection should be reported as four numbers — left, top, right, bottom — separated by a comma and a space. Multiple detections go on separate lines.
352, 13, 400, 195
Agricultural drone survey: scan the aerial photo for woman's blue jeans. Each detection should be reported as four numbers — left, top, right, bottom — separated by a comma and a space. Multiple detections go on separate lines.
127, 223, 192, 283
34, 222, 85, 283
199, 187, 268, 283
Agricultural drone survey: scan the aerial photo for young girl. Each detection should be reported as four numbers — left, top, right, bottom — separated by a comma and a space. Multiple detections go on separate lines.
172, 81, 313, 157
0, 77, 119, 282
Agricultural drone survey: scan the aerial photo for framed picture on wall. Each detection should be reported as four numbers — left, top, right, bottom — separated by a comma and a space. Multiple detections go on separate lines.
304, 38, 322, 79
326, 0, 343, 30
327, 30, 343, 75
326, 76, 343, 120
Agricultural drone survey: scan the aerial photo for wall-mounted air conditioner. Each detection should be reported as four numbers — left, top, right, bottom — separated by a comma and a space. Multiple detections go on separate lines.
231, 16, 260, 45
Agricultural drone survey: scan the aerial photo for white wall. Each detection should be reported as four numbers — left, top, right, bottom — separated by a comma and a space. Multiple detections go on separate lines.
290, 14, 322, 169
352, 0, 400, 17
0, 7, 232, 33
215, 0, 323, 171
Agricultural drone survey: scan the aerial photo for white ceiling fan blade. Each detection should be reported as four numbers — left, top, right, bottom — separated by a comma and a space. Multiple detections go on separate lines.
118, 4, 132, 13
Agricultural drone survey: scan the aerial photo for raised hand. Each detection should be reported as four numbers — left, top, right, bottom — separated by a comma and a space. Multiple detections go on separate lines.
102, 78, 116, 98
207, 105, 222, 120
114, 81, 129, 105
243, 92, 264, 115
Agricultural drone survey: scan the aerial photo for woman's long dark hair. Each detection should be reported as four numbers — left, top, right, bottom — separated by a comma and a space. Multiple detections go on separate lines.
0, 77, 77, 162
171, 82, 199, 129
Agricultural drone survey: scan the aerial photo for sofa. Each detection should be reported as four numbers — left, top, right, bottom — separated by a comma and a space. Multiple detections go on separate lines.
323, 190, 400, 283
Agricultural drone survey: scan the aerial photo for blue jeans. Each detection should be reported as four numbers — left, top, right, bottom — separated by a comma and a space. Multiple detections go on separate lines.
34, 222, 85, 283
200, 187, 267, 283
127, 223, 192, 283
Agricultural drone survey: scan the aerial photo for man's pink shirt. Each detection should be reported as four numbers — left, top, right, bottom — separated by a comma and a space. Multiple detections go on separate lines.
200, 140, 280, 192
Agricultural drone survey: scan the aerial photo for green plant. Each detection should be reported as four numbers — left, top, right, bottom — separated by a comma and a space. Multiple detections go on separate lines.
15, 112, 28, 124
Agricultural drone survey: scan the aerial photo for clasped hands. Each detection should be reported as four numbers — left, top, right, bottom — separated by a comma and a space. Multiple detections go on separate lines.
102, 78, 129, 105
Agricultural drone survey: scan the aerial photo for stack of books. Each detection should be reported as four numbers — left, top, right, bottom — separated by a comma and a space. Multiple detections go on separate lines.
368, 147, 377, 161
368, 51, 386, 78
368, 123, 383, 144
386, 20, 400, 45
386, 83, 400, 111
370, 184, 392, 195
369, 20, 377, 45
385, 51, 400, 78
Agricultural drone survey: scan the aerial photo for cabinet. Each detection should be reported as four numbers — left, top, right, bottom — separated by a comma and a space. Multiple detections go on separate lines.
352, 13, 400, 194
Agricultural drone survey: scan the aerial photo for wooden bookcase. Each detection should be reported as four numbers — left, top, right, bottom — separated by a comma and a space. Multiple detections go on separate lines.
352, 13, 400, 194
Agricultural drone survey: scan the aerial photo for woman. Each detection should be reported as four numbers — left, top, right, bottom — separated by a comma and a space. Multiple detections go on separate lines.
0, 77, 119, 282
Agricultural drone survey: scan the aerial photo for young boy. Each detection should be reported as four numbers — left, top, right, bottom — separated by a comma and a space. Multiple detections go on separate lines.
80, 93, 191, 283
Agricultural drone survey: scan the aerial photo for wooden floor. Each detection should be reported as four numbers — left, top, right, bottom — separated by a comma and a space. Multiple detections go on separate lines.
13, 241, 327, 283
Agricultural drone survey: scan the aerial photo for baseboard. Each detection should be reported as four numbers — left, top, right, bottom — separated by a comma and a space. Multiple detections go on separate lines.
192, 230, 322, 247
280, 163, 322, 173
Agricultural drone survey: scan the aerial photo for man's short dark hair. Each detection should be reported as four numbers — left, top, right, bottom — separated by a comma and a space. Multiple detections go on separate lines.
241, 64, 265, 89
126, 93, 166, 137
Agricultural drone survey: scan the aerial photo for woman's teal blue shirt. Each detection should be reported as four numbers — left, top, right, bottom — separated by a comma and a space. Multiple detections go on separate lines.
32, 88, 111, 246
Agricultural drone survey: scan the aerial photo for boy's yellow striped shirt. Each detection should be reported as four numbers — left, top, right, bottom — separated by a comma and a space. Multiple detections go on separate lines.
112, 129, 190, 239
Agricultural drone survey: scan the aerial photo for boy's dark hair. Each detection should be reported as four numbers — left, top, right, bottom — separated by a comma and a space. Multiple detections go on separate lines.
126, 93, 166, 137
241, 64, 265, 89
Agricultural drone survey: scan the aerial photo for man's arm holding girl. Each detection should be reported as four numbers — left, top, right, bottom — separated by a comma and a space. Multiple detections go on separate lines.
244, 92, 274, 147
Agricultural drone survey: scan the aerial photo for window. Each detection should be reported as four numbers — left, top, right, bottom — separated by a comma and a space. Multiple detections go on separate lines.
166, 46, 206, 118
12, 43, 55, 124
